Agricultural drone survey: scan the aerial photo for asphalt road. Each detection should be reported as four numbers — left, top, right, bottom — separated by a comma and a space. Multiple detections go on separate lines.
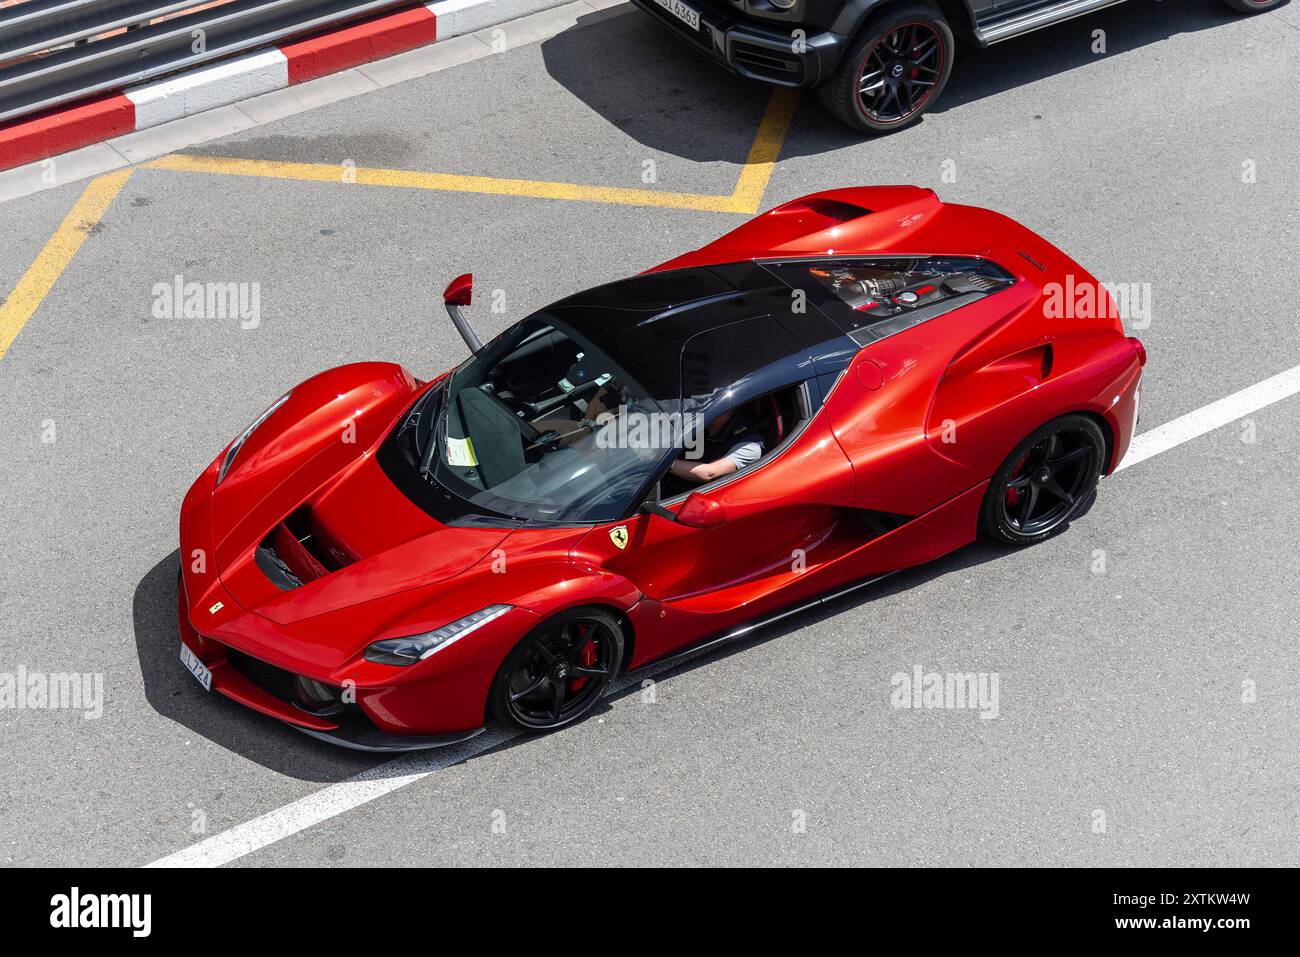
2, 0, 1298, 867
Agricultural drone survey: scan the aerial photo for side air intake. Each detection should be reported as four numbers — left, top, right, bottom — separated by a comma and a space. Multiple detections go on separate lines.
254, 507, 355, 591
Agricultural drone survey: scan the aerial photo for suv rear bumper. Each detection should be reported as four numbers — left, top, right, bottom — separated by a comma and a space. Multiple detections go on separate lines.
630, 0, 846, 89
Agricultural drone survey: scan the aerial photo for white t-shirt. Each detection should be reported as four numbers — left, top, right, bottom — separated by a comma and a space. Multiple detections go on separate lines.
723, 438, 763, 470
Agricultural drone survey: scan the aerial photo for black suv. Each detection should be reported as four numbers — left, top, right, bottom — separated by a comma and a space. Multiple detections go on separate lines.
631, 0, 1283, 133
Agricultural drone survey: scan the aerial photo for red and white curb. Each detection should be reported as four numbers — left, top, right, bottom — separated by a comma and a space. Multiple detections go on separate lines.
0, 0, 578, 173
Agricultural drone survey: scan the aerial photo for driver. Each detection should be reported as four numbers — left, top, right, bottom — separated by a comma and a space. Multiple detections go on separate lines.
669, 407, 764, 484
529, 384, 619, 447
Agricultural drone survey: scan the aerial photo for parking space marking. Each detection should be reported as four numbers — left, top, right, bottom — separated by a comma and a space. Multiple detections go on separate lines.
143, 88, 801, 214
731, 89, 800, 214
144, 358, 1300, 869
144, 154, 748, 212
3, 90, 798, 370
0, 169, 133, 363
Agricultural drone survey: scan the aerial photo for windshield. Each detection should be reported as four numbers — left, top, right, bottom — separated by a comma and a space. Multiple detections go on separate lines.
390, 315, 678, 524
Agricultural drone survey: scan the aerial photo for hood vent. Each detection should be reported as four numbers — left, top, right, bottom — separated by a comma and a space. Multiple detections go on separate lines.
255, 507, 356, 591
780, 197, 873, 229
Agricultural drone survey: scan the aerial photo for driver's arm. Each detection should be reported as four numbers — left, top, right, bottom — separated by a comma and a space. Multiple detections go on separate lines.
527, 387, 613, 445
583, 387, 610, 423
669, 455, 738, 484
533, 387, 610, 437
670, 437, 763, 484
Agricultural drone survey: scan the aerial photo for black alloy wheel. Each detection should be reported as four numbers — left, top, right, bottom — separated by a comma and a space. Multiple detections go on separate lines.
981, 415, 1107, 546
819, 3, 954, 135
857, 22, 946, 123
491, 608, 623, 732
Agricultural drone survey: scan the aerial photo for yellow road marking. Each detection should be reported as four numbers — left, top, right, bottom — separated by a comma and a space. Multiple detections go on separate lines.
144, 90, 801, 215
1, 91, 799, 365
729, 88, 801, 214
145, 154, 746, 212
0, 169, 133, 363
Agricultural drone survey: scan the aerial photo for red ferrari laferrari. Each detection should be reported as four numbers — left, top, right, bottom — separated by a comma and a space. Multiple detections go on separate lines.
177, 186, 1144, 750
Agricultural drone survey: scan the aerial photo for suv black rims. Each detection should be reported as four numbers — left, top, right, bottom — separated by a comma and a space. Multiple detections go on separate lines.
857, 22, 946, 125
820, 3, 954, 135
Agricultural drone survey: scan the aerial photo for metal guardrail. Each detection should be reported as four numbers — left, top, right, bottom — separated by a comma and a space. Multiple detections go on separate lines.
0, 0, 413, 123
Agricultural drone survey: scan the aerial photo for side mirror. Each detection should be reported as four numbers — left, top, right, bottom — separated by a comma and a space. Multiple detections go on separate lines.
441, 273, 481, 352
677, 493, 726, 528
643, 492, 726, 529
443, 273, 473, 306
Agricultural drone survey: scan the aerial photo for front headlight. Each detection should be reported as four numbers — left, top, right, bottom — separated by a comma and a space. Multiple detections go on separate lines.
216, 391, 291, 486
365, 605, 513, 666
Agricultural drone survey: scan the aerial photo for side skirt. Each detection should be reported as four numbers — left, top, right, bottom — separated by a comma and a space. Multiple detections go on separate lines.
631, 570, 899, 672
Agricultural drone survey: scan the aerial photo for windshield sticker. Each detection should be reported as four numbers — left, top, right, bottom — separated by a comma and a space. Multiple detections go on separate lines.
445, 436, 478, 468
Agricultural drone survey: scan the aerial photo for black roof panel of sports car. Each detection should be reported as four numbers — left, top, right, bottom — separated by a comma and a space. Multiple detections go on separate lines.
543, 263, 852, 405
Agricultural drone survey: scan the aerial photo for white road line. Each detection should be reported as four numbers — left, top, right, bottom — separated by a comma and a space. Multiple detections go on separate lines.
1117, 363, 1300, 471
147, 730, 517, 868
145, 361, 1300, 868
147, 666, 676, 868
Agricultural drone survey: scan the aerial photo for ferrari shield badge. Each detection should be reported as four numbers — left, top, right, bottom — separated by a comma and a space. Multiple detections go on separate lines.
609, 526, 629, 550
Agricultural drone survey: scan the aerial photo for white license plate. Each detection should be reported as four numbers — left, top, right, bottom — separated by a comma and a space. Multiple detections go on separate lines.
180, 643, 212, 691
652, 0, 700, 30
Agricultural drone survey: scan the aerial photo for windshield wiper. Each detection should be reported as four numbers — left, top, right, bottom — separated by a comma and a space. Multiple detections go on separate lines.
419, 391, 447, 483
396, 410, 422, 465
395, 382, 444, 468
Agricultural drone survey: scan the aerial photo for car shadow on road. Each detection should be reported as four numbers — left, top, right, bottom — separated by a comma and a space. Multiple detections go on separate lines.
543, 0, 1260, 162
132, 551, 378, 783
927, 0, 1261, 116
541, 9, 780, 165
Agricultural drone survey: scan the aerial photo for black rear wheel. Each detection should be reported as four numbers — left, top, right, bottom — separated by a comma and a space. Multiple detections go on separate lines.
818, 3, 954, 135
980, 415, 1106, 546
490, 607, 623, 732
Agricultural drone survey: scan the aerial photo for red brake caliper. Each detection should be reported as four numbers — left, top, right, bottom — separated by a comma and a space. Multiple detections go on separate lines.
570, 624, 597, 693
1006, 454, 1028, 507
